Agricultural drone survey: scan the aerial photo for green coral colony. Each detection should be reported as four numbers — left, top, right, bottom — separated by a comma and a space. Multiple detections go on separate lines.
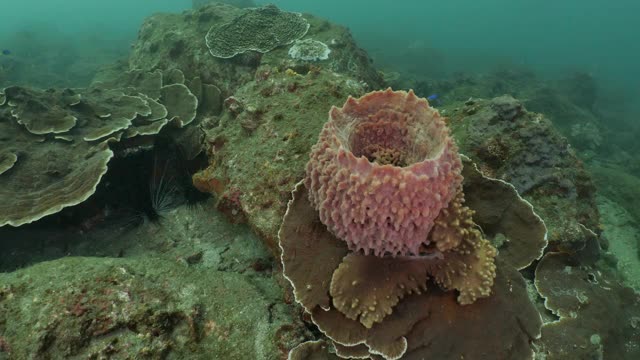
0, 2, 638, 360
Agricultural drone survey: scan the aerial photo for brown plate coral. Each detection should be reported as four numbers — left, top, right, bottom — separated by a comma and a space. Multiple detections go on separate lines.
0, 68, 200, 227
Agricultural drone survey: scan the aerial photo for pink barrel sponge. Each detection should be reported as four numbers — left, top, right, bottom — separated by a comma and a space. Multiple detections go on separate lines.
305, 88, 462, 256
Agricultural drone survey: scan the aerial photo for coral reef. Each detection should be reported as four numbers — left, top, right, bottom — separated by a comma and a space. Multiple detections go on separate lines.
159, 83, 198, 127
206, 5, 309, 59
570, 121, 602, 152
278, 90, 549, 359
0, 69, 200, 226
92, 68, 163, 99
401, 67, 606, 157
288, 340, 339, 360
3, 2, 637, 359
193, 0, 256, 9
184, 6, 383, 245
186, 76, 223, 117
0, 117, 114, 227
129, 3, 382, 96
558, 71, 598, 111
0, 152, 17, 176
75, 88, 153, 141
461, 156, 548, 269
279, 178, 543, 359
4, 86, 81, 135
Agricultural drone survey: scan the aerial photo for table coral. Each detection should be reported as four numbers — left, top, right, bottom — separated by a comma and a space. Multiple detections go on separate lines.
159, 83, 198, 127
0, 116, 114, 227
205, 4, 309, 59
0, 152, 17, 176
461, 156, 548, 270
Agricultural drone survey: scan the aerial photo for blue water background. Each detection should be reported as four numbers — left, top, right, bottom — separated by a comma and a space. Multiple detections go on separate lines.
0, 0, 637, 111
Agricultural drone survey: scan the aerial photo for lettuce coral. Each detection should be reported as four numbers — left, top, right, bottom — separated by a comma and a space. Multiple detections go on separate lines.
0, 69, 200, 227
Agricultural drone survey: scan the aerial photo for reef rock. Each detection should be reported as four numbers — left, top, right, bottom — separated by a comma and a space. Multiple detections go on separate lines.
129, 3, 383, 96
448, 96, 600, 254
193, 68, 371, 253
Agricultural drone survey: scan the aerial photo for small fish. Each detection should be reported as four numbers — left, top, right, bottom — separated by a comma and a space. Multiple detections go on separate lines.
427, 93, 442, 106
1, 49, 10, 55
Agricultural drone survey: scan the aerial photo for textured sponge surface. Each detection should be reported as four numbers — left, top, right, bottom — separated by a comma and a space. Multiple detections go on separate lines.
305, 89, 462, 256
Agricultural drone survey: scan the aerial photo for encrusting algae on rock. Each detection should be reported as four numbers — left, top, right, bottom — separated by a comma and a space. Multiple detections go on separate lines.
279, 89, 544, 359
